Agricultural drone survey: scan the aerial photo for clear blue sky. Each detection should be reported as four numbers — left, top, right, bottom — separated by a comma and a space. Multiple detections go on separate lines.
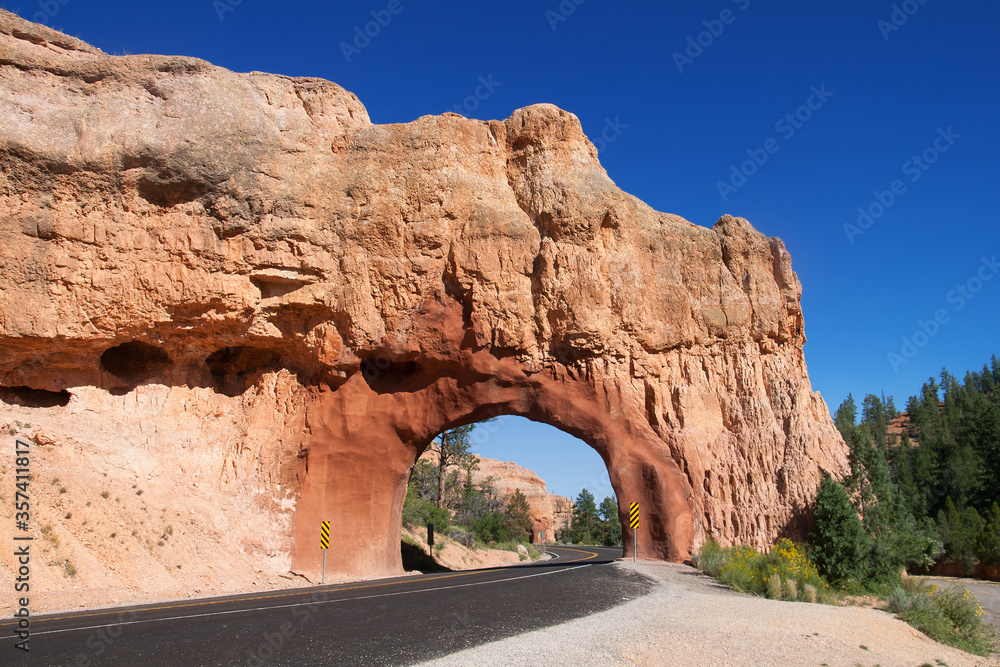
14, 0, 997, 500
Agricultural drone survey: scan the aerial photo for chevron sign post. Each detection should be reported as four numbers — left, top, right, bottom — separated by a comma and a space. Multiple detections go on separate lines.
320, 521, 330, 584
629, 503, 639, 563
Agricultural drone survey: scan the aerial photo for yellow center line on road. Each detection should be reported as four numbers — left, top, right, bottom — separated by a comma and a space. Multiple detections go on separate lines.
30, 562, 599, 638
552, 547, 601, 561
0, 546, 600, 628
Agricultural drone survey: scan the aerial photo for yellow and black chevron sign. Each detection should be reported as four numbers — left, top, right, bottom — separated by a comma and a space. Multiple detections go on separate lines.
629, 502, 639, 530
320, 521, 330, 550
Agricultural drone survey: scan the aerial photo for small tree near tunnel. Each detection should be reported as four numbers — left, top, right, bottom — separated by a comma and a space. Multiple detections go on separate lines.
427, 425, 479, 509
505, 489, 534, 542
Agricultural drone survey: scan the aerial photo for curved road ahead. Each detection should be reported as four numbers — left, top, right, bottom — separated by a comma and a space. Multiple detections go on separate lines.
1, 546, 650, 666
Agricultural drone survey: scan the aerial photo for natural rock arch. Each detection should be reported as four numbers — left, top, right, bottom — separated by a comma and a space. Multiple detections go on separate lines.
0, 11, 849, 583
290, 293, 695, 578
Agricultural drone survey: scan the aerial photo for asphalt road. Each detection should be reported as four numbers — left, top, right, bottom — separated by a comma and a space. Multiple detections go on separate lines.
0, 546, 650, 666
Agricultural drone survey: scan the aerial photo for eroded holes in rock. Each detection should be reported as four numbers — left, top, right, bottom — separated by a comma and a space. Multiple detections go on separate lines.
0, 386, 71, 408
776, 467, 787, 495
360, 358, 429, 394
511, 138, 532, 152
121, 154, 153, 170
206, 346, 282, 397
250, 276, 306, 300
136, 175, 208, 207
550, 343, 597, 368
100, 341, 172, 384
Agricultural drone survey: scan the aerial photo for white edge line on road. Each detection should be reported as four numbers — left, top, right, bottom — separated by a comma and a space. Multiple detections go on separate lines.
32, 563, 593, 638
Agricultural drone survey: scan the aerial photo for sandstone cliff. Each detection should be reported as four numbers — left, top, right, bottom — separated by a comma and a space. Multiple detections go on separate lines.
417, 450, 573, 543
473, 457, 573, 543
0, 10, 848, 583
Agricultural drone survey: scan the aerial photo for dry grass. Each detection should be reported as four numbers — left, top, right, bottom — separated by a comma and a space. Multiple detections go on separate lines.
767, 573, 782, 600
786, 578, 799, 601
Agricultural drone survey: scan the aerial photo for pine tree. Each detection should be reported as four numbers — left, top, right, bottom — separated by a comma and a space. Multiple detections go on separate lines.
908, 431, 938, 519
569, 489, 599, 545
835, 394, 857, 437
809, 477, 870, 584
977, 502, 1000, 565
504, 489, 534, 542
598, 496, 622, 546
861, 393, 892, 448
836, 355, 1000, 577
938, 497, 985, 573
891, 435, 924, 518
428, 425, 479, 508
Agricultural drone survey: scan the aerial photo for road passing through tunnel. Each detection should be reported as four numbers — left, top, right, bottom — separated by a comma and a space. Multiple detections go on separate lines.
0, 546, 650, 665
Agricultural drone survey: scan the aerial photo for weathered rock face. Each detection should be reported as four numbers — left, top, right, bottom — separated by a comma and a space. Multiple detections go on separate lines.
472, 457, 573, 543
0, 12, 848, 580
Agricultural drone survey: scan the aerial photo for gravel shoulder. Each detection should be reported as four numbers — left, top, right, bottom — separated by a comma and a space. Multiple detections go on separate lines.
417, 561, 999, 667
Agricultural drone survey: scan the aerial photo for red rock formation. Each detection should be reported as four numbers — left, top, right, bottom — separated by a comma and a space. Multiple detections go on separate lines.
417, 450, 573, 543
887, 413, 910, 441
0, 11, 848, 582
472, 457, 573, 544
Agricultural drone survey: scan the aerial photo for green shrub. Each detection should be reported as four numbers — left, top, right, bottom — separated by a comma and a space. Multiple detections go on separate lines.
888, 586, 915, 613
696, 538, 829, 601
446, 527, 475, 548
402, 491, 451, 533
471, 512, 514, 544
492, 541, 541, 559
40, 524, 59, 547
935, 585, 985, 631
895, 578, 936, 615
718, 546, 763, 593
693, 539, 726, 576
762, 539, 827, 594
903, 576, 936, 595
894, 584, 994, 656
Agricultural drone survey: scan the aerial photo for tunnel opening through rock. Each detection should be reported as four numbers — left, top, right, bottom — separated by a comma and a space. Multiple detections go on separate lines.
399, 415, 623, 568
292, 362, 700, 581
100, 341, 172, 385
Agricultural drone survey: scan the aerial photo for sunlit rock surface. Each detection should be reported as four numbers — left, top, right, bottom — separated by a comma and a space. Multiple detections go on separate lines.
0, 10, 848, 581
